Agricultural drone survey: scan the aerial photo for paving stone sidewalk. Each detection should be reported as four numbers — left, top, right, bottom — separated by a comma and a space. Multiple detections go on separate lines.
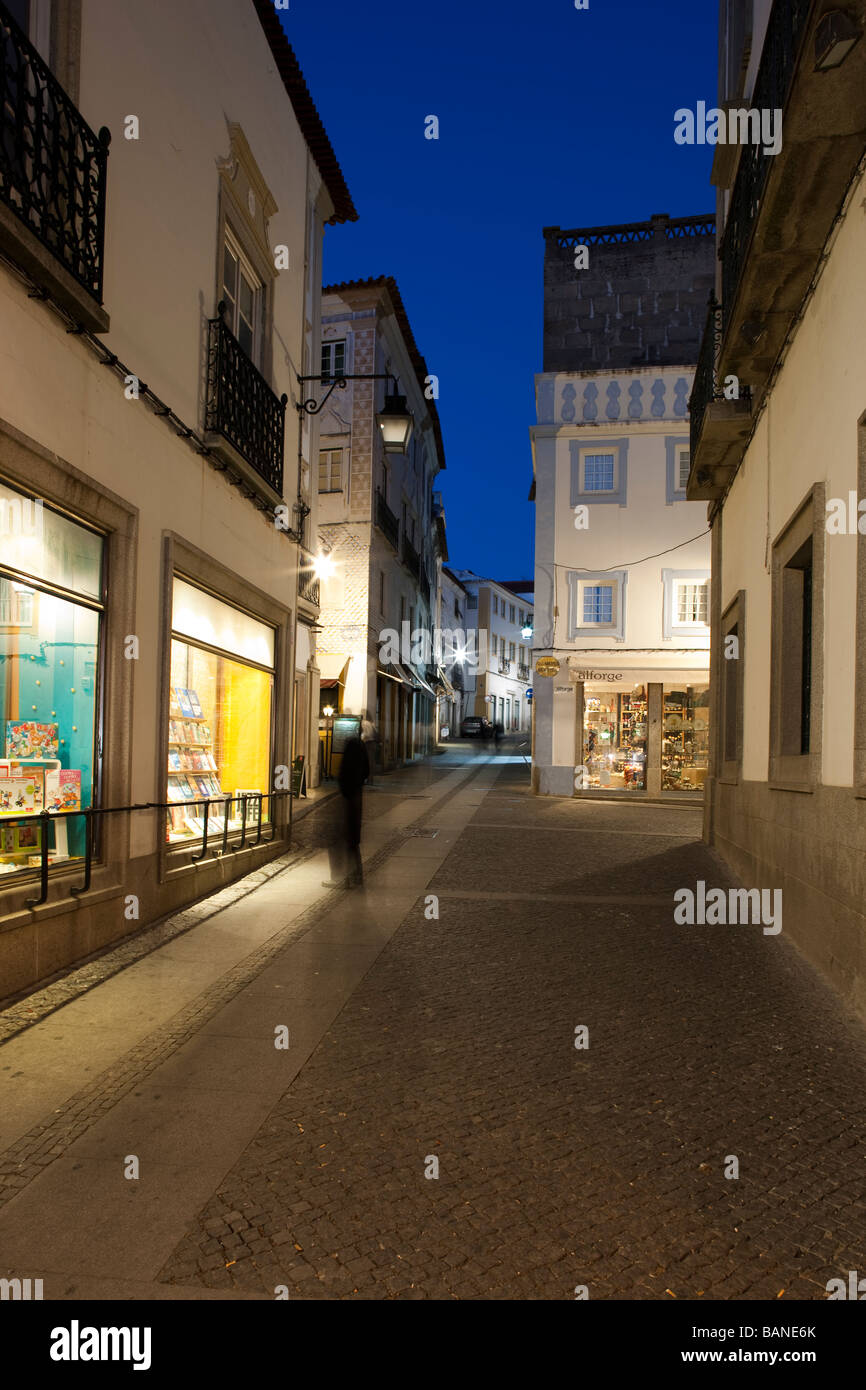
157, 765, 866, 1300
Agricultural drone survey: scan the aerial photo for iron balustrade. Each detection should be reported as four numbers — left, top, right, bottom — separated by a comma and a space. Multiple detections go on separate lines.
206, 313, 287, 493
376, 489, 399, 549
3, 790, 300, 908
719, 0, 814, 330
0, 0, 110, 299
690, 295, 724, 457
298, 550, 320, 606
402, 534, 421, 581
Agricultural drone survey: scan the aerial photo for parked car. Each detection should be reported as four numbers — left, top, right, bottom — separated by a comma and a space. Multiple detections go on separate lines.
461, 716, 492, 738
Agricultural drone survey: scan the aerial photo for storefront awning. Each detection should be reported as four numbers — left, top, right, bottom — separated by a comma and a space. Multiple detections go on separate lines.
565, 656, 709, 687
318, 654, 350, 684
436, 666, 456, 697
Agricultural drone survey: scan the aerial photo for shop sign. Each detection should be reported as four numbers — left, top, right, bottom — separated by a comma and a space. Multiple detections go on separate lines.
535, 656, 560, 677
570, 668, 624, 683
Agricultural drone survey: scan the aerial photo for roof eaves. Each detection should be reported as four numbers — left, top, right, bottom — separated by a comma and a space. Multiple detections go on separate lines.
251, 0, 357, 225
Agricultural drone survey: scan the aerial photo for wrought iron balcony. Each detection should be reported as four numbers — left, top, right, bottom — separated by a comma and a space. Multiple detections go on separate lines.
376, 489, 399, 550
402, 534, 421, 581
0, 0, 110, 308
298, 549, 320, 607
689, 296, 724, 460
719, 0, 813, 330
205, 314, 286, 495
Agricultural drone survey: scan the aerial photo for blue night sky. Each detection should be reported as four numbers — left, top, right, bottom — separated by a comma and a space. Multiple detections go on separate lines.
282, 0, 718, 581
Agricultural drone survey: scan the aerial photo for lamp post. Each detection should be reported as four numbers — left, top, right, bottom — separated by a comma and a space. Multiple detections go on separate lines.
322, 704, 335, 780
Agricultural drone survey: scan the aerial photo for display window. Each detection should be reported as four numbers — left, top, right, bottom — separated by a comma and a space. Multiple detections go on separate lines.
0, 479, 103, 877
662, 685, 710, 791
583, 685, 647, 790
167, 578, 275, 845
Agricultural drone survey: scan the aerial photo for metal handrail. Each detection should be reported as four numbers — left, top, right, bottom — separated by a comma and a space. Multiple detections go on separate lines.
5, 787, 292, 909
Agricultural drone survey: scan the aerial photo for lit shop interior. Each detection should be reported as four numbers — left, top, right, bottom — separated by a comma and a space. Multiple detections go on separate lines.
167, 579, 274, 845
0, 481, 102, 877
582, 683, 709, 792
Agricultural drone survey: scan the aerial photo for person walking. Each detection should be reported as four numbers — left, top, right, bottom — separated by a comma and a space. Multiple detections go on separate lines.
360, 709, 379, 786
323, 734, 369, 889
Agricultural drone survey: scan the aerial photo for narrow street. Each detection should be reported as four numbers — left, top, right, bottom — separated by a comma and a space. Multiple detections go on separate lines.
1, 748, 865, 1301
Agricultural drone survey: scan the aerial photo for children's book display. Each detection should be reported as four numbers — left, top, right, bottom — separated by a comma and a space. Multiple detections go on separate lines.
167, 687, 232, 841
0, 722, 81, 873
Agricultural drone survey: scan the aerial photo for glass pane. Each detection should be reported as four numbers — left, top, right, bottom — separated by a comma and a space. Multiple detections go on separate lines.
222, 244, 238, 306
584, 453, 615, 490
0, 481, 103, 598
662, 685, 710, 791
172, 578, 275, 666
0, 583, 99, 875
167, 639, 273, 844
583, 687, 646, 790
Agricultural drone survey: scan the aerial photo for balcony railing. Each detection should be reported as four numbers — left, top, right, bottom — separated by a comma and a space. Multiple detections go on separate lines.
205, 314, 286, 494
689, 295, 724, 458
376, 489, 399, 550
298, 550, 320, 607
402, 534, 421, 581
0, 0, 110, 301
719, 0, 813, 329
517, 664, 530, 682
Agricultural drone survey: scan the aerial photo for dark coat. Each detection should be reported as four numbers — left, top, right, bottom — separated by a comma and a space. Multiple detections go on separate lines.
338, 737, 369, 797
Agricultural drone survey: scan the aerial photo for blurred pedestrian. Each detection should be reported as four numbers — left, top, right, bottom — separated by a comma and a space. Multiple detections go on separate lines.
360, 709, 379, 786
323, 735, 369, 888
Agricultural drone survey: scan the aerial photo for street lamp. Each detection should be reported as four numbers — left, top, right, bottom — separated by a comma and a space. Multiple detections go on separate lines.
375, 386, 414, 454
296, 372, 414, 454
814, 10, 862, 70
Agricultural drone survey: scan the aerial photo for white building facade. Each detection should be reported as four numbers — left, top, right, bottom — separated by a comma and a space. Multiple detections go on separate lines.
0, 0, 354, 993
692, 0, 866, 1016
530, 364, 712, 797
452, 573, 534, 734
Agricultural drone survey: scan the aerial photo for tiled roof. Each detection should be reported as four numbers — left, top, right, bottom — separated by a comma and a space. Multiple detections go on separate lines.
251, 0, 357, 225
322, 275, 446, 471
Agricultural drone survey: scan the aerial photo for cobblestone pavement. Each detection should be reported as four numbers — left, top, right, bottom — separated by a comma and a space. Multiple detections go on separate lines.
157, 763, 866, 1300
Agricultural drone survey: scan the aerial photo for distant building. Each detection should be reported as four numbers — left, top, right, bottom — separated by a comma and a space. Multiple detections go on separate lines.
530, 213, 715, 796
316, 276, 445, 769
450, 572, 534, 734
693, 0, 866, 1016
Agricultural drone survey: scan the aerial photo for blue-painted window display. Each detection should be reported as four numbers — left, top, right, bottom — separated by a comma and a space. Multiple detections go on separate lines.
0, 480, 103, 877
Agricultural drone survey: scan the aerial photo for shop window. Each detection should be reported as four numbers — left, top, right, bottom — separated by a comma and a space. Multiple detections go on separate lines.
567, 571, 627, 639
0, 480, 103, 878
167, 578, 275, 845
570, 438, 628, 506
662, 686, 710, 791
583, 687, 647, 790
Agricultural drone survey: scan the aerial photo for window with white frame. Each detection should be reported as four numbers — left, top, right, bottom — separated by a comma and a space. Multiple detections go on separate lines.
318, 449, 343, 493
321, 340, 346, 380
582, 451, 616, 492
677, 447, 690, 492
222, 228, 263, 365
567, 572, 626, 639
674, 579, 709, 626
